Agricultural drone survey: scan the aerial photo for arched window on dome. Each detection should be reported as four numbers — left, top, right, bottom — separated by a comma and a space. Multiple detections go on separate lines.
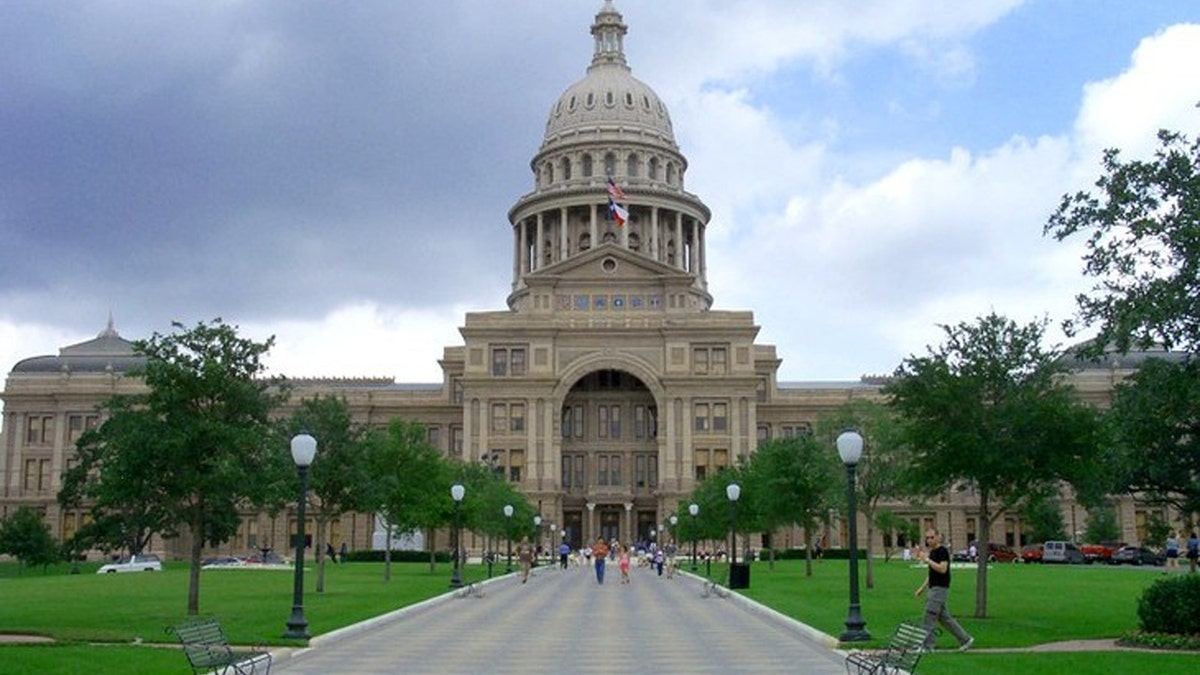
625, 92, 634, 108
666, 163, 677, 186
649, 157, 660, 181
626, 153, 638, 178
561, 157, 572, 181
605, 91, 614, 107
545, 162, 554, 186
604, 153, 616, 178
582, 154, 593, 178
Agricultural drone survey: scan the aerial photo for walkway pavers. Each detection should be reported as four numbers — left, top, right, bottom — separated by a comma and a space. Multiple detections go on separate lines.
273, 563, 846, 674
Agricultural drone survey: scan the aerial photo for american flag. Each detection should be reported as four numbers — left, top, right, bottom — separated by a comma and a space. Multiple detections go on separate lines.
607, 176, 627, 200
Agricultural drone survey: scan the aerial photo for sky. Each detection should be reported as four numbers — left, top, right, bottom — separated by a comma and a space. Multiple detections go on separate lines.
2, 0, 1199, 386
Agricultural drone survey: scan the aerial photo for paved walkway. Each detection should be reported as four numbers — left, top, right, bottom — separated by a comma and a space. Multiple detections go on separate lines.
273, 563, 846, 674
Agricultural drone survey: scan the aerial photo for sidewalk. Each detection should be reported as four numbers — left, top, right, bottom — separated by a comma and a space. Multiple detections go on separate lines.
272, 564, 847, 674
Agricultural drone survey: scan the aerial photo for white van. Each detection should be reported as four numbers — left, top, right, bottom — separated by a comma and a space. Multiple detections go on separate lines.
1042, 541, 1085, 564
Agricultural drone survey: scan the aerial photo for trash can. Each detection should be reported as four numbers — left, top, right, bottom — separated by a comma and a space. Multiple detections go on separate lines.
729, 562, 751, 589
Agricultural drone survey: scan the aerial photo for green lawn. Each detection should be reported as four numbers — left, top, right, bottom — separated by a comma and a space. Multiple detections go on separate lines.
0, 558, 1194, 674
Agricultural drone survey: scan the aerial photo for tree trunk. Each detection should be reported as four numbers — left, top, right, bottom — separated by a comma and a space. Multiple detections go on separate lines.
187, 506, 204, 615
315, 515, 327, 593
865, 516, 876, 589
427, 527, 436, 573
975, 493, 991, 619
383, 522, 393, 582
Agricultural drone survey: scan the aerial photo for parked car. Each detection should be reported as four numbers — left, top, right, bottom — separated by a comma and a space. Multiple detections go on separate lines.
954, 542, 1021, 563
201, 556, 246, 569
1109, 546, 1163, 566
1042, 540, 1086, 564
1021, 544, 1044, 563
97, 553, 163, 573
1079, 543, 1120, 564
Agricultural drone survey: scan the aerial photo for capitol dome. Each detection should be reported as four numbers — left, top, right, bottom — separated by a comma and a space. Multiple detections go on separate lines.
540, 1, 678, 154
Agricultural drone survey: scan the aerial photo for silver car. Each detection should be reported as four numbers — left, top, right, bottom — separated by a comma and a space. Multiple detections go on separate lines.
96, 553, 163, 573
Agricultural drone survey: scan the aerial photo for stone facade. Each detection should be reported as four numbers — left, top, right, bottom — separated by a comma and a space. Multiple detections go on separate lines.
0, 2, 1184, 561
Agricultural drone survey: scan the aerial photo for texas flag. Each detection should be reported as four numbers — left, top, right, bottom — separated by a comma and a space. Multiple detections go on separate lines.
608, 198, 628, 227
607, 176, 627, 201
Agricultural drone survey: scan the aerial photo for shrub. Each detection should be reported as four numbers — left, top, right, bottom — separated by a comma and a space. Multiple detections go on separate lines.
344, 549, 450, 563
1137, 574, 1200, 635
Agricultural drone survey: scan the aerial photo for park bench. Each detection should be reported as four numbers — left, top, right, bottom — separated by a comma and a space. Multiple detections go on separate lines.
167, 618, 273, 675
843, 621, 927, 675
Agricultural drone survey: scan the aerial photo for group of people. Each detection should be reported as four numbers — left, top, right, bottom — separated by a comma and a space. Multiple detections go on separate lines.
324, 542, 349, 563
1164, 530, 1200, 573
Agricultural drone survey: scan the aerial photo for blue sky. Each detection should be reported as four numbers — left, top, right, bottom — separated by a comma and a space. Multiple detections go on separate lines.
1, 1, 1198, 385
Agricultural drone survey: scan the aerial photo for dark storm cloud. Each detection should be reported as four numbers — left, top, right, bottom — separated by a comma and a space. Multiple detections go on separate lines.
0, 1, 581, 328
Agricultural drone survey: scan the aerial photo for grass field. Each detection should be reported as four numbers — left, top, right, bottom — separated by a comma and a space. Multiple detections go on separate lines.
0, 557, 1194, 674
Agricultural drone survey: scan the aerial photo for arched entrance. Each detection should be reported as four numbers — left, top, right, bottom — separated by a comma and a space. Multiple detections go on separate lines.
558, 367, 660, 549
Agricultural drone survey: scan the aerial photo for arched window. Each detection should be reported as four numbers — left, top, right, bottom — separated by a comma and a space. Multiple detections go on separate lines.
626, 153, 639, 178
582, 154, 593, 178
545, 163, 554, 185
649, 158, 659, 181
666, 163, 676, 186
604, 153, 617, 177
561, 157, 572, 181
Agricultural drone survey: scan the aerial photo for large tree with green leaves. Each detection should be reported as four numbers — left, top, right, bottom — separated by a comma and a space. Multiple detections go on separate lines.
1045, 128, 1200, 515
364, 419, 450, 579
60, 319, 288, 615
281, 395, 373, 592
885, 312, 1103, 618
0, 506, 60, 573
817, 401, 912, 587
742, 436, 840, 575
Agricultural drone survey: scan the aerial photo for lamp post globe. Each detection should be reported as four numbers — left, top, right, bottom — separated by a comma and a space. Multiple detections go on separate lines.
688, 503, 699, 572
533, 515, 542, 561
450, 484, 465, 589
836, 430, 870, 642
503, 504, 514, 573
284, 433, 317, 640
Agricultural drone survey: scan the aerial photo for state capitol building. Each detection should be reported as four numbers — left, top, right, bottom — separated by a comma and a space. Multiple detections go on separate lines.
0, 2, 1169, 560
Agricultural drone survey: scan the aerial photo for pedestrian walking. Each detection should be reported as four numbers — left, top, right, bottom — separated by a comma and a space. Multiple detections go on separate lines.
618, 544, 632, 584
592, 537, 610, 585
518, 537, 534, 584
1165, 531, 1180, 573
1187, 531, 1199, 574
559, 541, 571, 569
914, 530, 974, 652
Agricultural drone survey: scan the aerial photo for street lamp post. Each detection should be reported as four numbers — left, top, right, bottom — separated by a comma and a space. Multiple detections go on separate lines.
283, 433, 317, 639
837, 430, 870, 642
726, 483, 741, 565
533, 515, 542, 567
504, 504, 514, 574
688, 503, 699, 572
450, 484, 465, 589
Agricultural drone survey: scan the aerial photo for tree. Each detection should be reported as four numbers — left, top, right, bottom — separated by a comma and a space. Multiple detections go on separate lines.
1046, 128, 1200, 516
60, 319, 287, 615
282, 395, 373, 593
817, 401, 912, 587
1020, 491, 1067, 544
1085, 504, 1121, 544
743, 437, 840, 576
0, 506, 60, 573
365, 419, 449, 580
886, 312, 1103, 618
1045, 129, 1200, 356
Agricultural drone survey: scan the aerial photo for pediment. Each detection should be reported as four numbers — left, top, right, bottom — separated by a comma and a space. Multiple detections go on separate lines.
528, 243, 690, 284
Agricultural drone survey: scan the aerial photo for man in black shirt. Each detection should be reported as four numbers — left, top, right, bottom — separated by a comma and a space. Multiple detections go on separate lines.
914, 530, 974, 652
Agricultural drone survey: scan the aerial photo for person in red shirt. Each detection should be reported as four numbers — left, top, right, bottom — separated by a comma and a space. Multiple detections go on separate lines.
914, 530, 974, 652
591, 537, 610, 585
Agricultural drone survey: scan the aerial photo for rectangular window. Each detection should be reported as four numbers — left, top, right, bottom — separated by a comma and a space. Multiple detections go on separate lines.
39, 459, 52, 490
491, 403, 507, 433
648, 456, 657, 487
610, 455, 622, 487
562, 455, 573, 488
510, 403, 525, 433
693, 347, 709, 374
636, 455, 647, 487
634, 405, 646, 439
574, 455, 585, 488
246, 520, 259, 549
714, 449, 729, 472
609, 406, 621, 439
510, 348, 526, 376
452, 378, 464, 404
562, 407, 573, 439
757, 425, 770, 445
67, 414, 99, 444
713, 403, 728, 432
598, 455, 609, 486
712, 347, 727, 375
574, 405, 585, 438
598, 406, 609, 439
426, 426, 441, 448
694, 403, 710, 432
24, 459, 38, 491
451, 426, 464, 457
509, 450, 524, 483
694, 449, 709, 481
26, 415, 54, 445
492, 349, 508, 376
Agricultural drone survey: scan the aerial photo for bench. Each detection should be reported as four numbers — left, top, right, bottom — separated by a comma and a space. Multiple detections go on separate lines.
167, 618, 273, 675
844, 621, 927, 675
